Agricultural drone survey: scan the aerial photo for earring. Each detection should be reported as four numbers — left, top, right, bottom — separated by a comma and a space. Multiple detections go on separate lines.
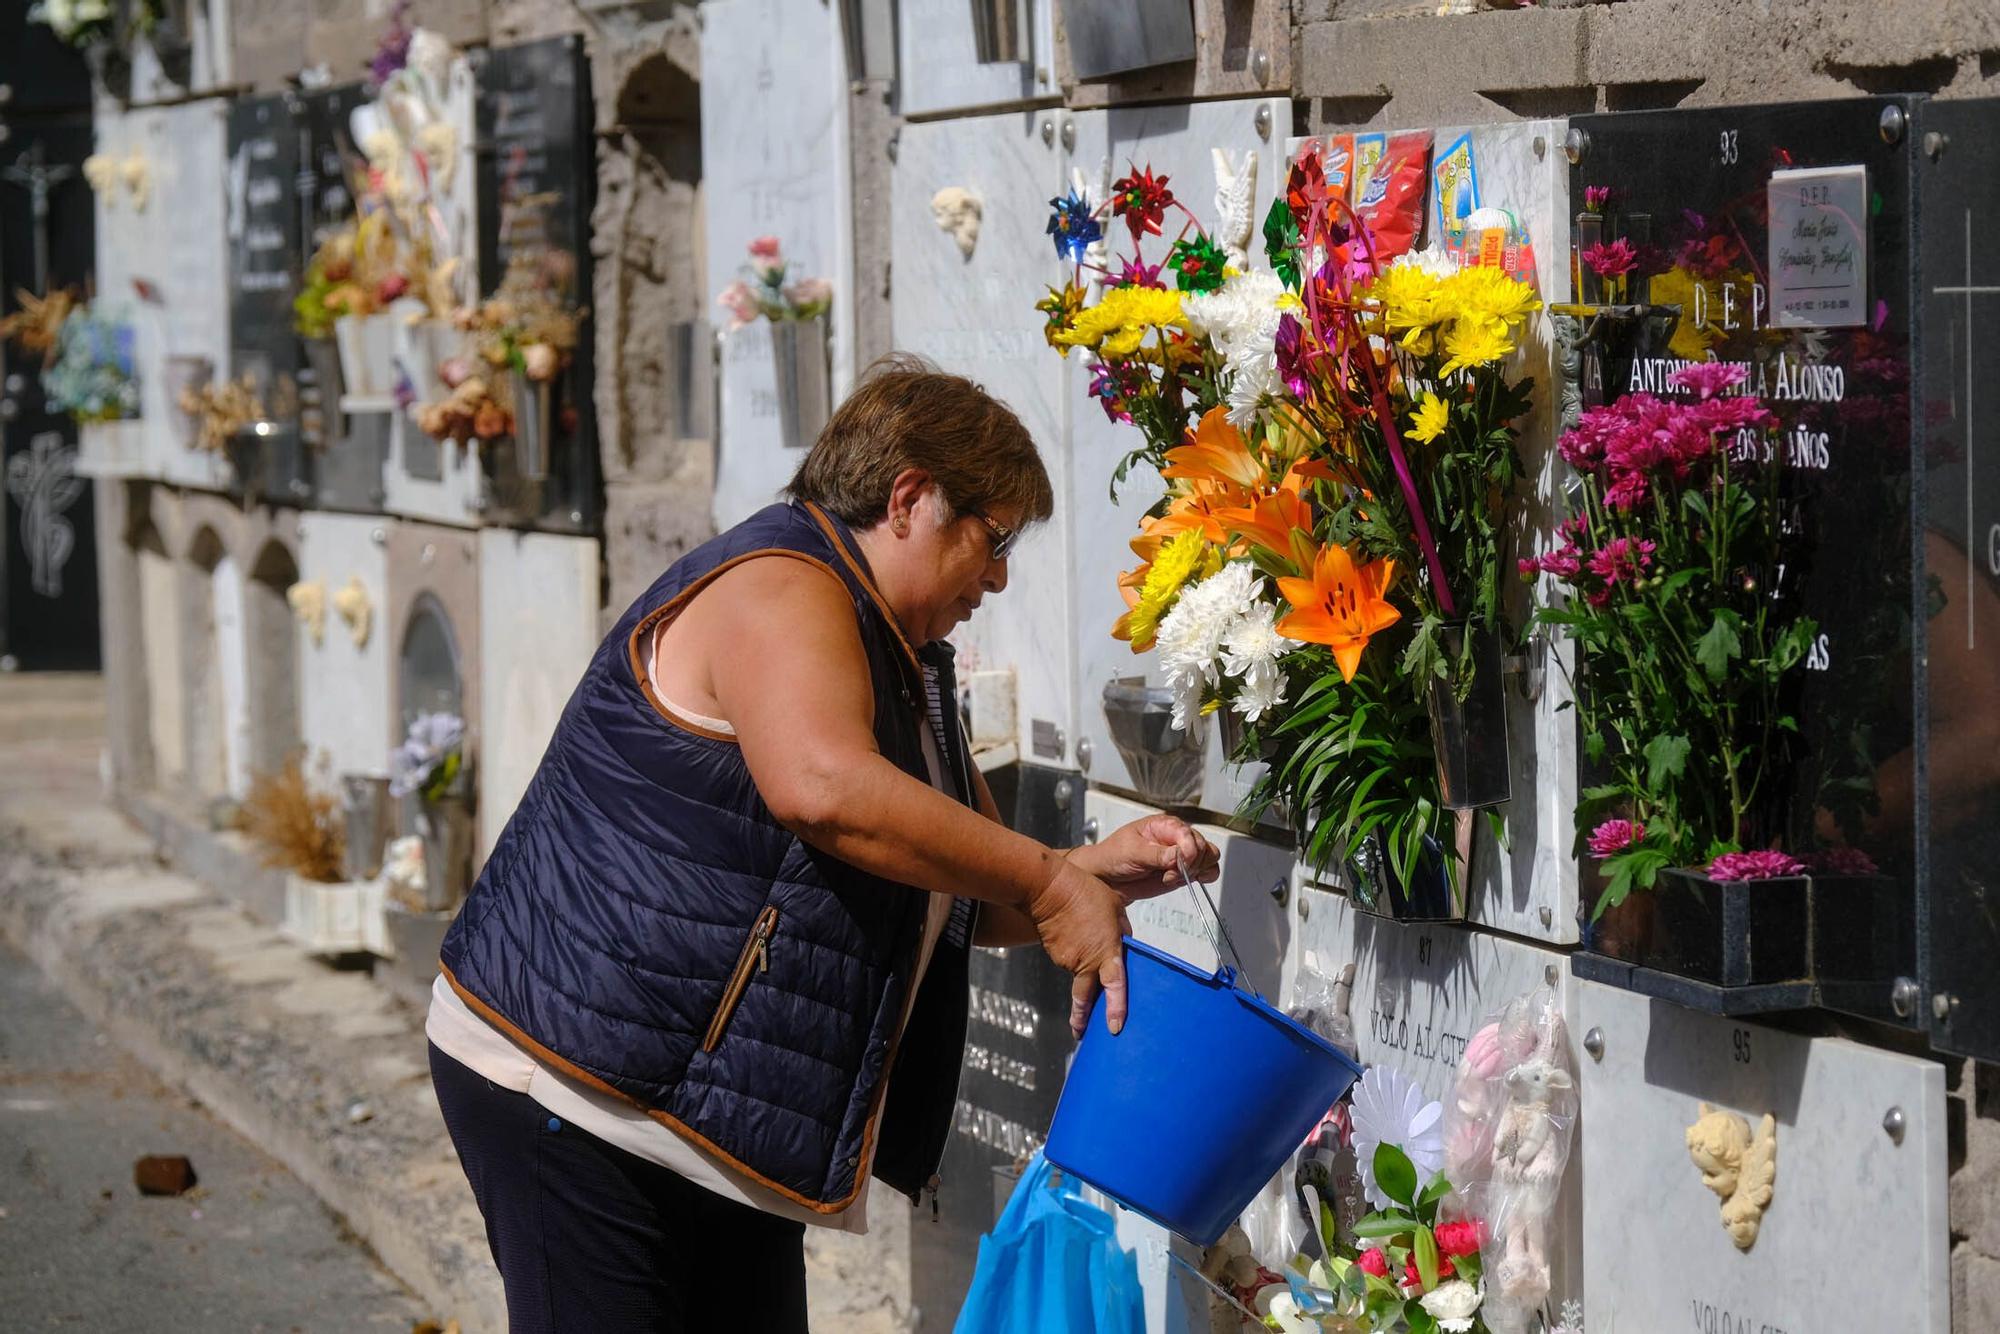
893, 517, 908, 533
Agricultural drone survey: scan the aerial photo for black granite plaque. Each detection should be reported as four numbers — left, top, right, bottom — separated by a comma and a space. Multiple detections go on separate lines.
1568, 99, 1921, 1021
473, 36, 599, 532
294, 83, 368, 463
1915, 98, 2000, 1062
227, 93, 308, 476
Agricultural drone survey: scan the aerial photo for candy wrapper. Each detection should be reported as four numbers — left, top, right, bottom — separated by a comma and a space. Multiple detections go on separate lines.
1439, 985, 1577, 1334
1351, 130, 1432, 263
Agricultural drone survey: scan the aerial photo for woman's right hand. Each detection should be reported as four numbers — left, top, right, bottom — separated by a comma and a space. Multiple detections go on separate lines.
1026, 857, 1133, 1040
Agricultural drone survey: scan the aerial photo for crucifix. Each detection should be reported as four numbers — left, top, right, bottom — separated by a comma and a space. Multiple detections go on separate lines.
2, 141, 78, 299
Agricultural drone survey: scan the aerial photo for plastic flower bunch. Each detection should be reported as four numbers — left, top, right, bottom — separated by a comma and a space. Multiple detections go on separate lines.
27, 0, 115, 47
715, 236, 832, 332
389, 711, 466, 802
1523, 362, 1821, 916
41, 306, 140, 423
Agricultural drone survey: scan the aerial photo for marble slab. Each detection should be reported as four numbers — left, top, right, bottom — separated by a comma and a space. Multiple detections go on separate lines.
92, 99, 235, 493
896, 0, 1056, 118
1062, 98, 1291, 803
476, 530, 601, 857
700, 0, 852, 531
1576, 978, 1948, 1332
893, 110, 1077, 764
297, 512, 393, 784
383, 520, 483, 757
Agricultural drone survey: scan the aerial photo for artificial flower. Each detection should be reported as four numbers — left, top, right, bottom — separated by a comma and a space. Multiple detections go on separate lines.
521, 343, 560, 382
784, 276, 834, 315
1433, 1219, 1486, 1257
1110, 164, 1175, 243
1036, 280, 1085, 348
747, 235, 785, 282
1276, 541, 1402, 682
1046, 189, 1103, 262
1584, 185, 1613, 213
1113, 529, 1217, 651
716, 279, 759, 331
1167, 234, 1229, 293
1355, 1248, 1390, 1279
1408, 392, 1450, 445
389, 711, 466, 800
1112, 256, 1166, 290
1418, 1278, 1484, 1332
1588, 818, 1646, 858
1347, 1065, 1445, 1210
1706, 850, 1806, 881
1402, 1252, 1456, 1290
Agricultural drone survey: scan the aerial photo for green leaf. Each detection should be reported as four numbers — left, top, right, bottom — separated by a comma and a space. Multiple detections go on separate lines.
1414, 1225, 1440, 1291
1695, 609, 1743, 680
1644, 733, 1691, 789
1374, 1142, 1418, 1208
1418, 1174, 1453, 1209
1353, 1213, 1420, 1239
1405, 1300, 1441, 1334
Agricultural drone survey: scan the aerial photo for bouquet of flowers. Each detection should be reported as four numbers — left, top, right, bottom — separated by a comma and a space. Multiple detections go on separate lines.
716, 236, 832, 331
41, 305, 140, 423
389, 711, 465, 803
1523, 362, 1819, 916
0, 287, 78, 365
1050, 144, 1541, 909
178, 374, 268, 452
294, 213, 409, 339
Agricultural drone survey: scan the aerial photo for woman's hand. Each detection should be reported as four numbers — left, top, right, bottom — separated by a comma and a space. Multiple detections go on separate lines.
1069, 815, 1220, 902
1025, 857, 1135, 1039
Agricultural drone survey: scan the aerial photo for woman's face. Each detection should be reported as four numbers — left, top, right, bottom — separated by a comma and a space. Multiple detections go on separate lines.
911, 489, 1017, 642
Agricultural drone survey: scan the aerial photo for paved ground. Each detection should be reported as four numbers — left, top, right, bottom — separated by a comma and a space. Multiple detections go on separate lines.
0, 936, 428, 1331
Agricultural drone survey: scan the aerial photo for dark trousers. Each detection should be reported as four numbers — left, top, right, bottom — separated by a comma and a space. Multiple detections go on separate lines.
429, 1043, 810, 1333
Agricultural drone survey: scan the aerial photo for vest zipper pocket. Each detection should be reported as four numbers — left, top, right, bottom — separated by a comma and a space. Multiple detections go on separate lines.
703, 906, 779, 1053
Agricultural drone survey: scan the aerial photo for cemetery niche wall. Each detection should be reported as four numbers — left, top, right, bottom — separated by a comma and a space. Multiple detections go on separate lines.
1559, 98, 1921, 1026
472, 35, 599, 535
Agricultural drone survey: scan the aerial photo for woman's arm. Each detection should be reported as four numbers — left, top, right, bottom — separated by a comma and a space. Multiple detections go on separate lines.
706, 558, 1134, 1027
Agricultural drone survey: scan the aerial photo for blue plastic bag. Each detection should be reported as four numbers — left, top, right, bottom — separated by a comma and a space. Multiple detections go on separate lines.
954, 1151, 1145, 1334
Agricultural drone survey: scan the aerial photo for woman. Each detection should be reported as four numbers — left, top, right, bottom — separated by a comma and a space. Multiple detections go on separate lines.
428, 355, 1219, 1331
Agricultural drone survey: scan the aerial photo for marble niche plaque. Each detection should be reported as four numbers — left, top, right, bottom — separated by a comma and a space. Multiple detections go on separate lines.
1062, 97, 1289, 809
896, 0, 1055, 119
1576, 978, 1947, 1332
297, 512, 393, 784
700, 0, 850, 531
892, 110, 1076, 767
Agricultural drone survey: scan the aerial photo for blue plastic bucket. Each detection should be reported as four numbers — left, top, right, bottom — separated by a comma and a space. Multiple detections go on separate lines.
1044, 937, 1363, 1246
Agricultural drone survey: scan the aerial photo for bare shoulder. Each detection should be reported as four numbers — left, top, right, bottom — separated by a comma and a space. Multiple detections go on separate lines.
693, 552, 855, 627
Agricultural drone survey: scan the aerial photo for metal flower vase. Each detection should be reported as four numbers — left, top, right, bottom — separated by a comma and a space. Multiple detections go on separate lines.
770, 317, 831, 450
1426, 622, 1512, 810
509, 368, 552, 482
1102, 678, 1206, 808
416, 791, 475, 913
339, 774, 392, 882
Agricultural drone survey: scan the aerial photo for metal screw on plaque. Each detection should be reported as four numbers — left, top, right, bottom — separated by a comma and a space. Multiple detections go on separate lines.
1879, 105, 1906, 145
1268, 877, 1288, 908
0, 84, 13, 107
1539, 905, 1554, 928
1076, 736, 1092, 772
1040, 118, 1055, 147
1060, 118, 1075, 152
1082, 817, 1100, 844
1053, 777, 1075, 810
1582, 1027, 1605, 1062
1563, 127, 1589, 165
1923, 131, 1948, 161
1934, 992, 1960, 1022
1254, 105, 1273, 141
1297, 894, 1310, 920
569, 509, 584, 525
1250, 49, 1270, 88
1035, 66, 1048, 87
1891, 976, 1920, 1019
1882, 1106, 1907, 1144
371, 525, 387, 545
1532, 135, 1546, 160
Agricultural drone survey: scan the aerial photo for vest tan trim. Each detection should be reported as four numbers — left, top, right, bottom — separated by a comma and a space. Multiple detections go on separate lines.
442, 962, 883, 1215
799, 501, 926, 680
626, 548, 851, 745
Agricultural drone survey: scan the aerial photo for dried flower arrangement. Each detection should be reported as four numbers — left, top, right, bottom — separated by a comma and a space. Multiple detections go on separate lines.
238, 753, 347, 884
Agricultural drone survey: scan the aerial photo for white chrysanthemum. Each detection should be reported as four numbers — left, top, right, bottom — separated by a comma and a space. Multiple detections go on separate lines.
1232, 662, 1288, 723
1391, 247, 1459, 280
1349, 1065, 1447, 1210
1220, 601, 1294, 679
1156, 563, 1262, 730
1419, 1279, 1483, 1333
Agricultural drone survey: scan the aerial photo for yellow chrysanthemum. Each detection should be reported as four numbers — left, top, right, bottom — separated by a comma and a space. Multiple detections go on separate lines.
1051, 287, 1187, 357
1647, 266, 1733, 361
1117, 530, 1219, 649
1363, 264, 1447, 351
1438, 320, 1517, 377
1440, 266, 1541, 336
1407, 392, 1450, 445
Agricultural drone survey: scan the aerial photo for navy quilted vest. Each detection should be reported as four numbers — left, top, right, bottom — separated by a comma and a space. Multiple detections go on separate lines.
440, 500, 978, 1212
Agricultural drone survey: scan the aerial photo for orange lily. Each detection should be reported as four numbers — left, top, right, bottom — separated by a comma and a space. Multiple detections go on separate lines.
1218, 487, 1317, 572
1162, 407, 1266, 492
1276, 541, 1402, 682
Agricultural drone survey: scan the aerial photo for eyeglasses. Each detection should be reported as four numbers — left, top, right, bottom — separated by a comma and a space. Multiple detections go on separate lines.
968, 508, 1018, 561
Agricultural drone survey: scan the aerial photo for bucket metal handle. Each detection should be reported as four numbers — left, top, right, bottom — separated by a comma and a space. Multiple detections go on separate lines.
1178, 853, 1260, 999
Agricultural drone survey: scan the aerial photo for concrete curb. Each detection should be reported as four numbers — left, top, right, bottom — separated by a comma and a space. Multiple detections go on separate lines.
0, 810, 509, 1332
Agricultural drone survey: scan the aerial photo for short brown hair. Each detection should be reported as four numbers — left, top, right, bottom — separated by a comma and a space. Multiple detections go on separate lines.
787, 353, 1054, 528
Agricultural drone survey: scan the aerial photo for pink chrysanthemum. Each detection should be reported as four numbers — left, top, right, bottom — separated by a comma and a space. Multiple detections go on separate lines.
1668, 361, 1750, 402
1589, 819, 1646, 858
1707, 850, 1806, 881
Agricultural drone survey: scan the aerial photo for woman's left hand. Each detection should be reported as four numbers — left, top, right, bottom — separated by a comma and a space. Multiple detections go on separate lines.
1070, 815, 1220, 902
